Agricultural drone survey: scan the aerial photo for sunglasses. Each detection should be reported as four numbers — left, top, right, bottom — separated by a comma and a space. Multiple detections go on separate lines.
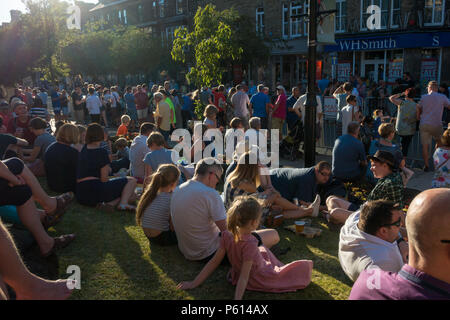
441, 240, 450, 243
382, 217, 402, 228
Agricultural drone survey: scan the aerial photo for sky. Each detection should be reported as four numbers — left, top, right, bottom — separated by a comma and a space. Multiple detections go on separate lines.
0, 0, 98, 24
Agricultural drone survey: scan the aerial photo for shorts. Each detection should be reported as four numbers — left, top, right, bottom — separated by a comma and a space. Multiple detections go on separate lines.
147, 230, 177, 246
271, 117, 284, 132
76, 177, 128, 207
137, 108, 148, 120
127, 108, 138, 122
0, 158, 32, 207
420, 124, 443, 146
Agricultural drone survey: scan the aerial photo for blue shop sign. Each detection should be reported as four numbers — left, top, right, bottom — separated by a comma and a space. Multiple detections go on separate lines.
324, 32, 450, 52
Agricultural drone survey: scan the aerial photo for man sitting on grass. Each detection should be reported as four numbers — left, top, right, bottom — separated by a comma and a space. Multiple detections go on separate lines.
339, 200, 407, 282
326, 150, 404, 225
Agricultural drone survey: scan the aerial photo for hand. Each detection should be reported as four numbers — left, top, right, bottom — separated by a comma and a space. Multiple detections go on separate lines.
8, 175, 25, 187
177, 281, 196, 290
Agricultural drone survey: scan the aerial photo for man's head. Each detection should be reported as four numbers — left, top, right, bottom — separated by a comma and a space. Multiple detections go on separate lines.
230, 117, 243, 129
257, 84, 265, 93
248, 117, 261, 130
358, 200, 403, 243
120, 115, 131, 126
427, 81, 438, 93
378, 123, 395, 141
164, 81, 170, 91
146, 131, 165, 150
194, 157, 223, 189
346, 94, 357, 106
29, 117, 47, 133
292, 86, 300, 97
314, 161, 332, 184
368, 150, 395, 179
153, 92, 164, 103
13, 100, 27, 117
75, 86, 82, 94
347, 121, 360, 137
236, 84, 243, 91
276, 85, 285, 94
343, 82, 353, 93
140, 122, 155, 136
406, 189, 450, 283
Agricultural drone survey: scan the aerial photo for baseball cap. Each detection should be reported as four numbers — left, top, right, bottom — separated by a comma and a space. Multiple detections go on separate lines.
276, 85, 285, 91
368, 150, 396, 170
11, 99, 26, 109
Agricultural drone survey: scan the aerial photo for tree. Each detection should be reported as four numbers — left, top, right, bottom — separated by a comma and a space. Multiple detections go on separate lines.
171, 4, 243, 88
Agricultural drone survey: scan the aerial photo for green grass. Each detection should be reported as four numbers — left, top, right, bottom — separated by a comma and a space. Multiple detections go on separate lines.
42, 180, 352, 300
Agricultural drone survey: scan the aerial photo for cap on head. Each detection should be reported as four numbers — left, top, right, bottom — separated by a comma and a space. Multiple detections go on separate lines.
368, 150, 396, 170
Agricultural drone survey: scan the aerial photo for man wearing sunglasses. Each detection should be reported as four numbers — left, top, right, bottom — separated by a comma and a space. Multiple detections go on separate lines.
339, 200, 406, 282
350, 189, 450, 300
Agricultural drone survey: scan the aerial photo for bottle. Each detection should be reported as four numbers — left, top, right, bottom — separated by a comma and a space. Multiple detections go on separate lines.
293, 198, 299, 206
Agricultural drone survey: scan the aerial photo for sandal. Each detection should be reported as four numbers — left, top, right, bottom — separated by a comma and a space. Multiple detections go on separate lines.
44, 192, 74, 228
42, 234, 76, 258
96, 202, 116, 213
117, 204, 136, 212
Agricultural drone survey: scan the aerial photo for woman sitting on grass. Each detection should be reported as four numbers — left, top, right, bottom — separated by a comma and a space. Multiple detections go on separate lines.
136, 164, 180, 246
177, 195, 313, 300
75, 123, 137, 212
224, 151, 320, 219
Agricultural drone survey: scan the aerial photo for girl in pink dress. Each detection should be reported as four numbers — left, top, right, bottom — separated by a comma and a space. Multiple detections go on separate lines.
177, 195, 313, 300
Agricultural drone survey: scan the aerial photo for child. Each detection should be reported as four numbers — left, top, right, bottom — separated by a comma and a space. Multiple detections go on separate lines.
25, 117, 56, 176
117, 115, 131, 137
372, 109, 389, 139
203, 104, 219, 129
135, 164, 180, 246
177, 196, 313, 300
111, 137, 130, 174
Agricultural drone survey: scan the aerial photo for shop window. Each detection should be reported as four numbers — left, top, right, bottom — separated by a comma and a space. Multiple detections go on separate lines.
361, 0, 389, 30
335, 0, 347, 33
390, 0, 400, 28
282, 1, 308, 39
138, 4, 144, 23
159, 0, 165, 18
256, 7, 265, 36
176, 0, 183, 15
291, 2, 303, 38
424, 0, 445, 26
123, 9, 127, 25
153, 1, 157, 18
282, 4, 289, 38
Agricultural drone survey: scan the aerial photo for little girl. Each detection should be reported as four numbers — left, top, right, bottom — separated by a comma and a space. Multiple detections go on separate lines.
203, 104, 219, 129
136, 164, 180, 246
177, 195, 313, 300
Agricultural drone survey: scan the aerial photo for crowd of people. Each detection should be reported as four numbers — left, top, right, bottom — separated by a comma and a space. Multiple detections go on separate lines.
0, 75, 449, 300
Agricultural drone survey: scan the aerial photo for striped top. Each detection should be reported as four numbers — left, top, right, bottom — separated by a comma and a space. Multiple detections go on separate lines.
141, 192, 172, 231
29, 107, 52, 134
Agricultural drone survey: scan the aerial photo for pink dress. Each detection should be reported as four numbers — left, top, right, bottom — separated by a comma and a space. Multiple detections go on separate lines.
220, 230, 313, 293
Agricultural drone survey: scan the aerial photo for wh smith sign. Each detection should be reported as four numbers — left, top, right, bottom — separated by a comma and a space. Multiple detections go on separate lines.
324, 32, 450, 52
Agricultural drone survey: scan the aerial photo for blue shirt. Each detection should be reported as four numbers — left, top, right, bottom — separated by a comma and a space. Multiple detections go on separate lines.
249, 92, 269, 118
50, 90, 60, 109
124, 92, 136, 109
332, 134, 366, 179
286, 95, 299, 124
318, 79, 330, 94
181, 95, 194, 112
270, 167, 318, 202
38, 92, 48, 106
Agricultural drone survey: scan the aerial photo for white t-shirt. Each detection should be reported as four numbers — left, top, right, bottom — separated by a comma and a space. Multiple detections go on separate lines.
338, 211, 404, 282
231, 91, 250, 118
129, 134, 150, 179
341, 104, 360, 135
293, 94, 323, 124
86, 94, 102, 115
111, 91, 120, 108
170, 180, 227, 261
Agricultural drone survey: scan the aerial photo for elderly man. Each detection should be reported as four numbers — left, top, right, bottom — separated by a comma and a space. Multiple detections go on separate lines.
339, 200, 407, 282
417, 81, 450, 171
350, 188, 450, 299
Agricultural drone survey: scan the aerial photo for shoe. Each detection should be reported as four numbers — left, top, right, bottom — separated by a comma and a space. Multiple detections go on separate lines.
423, 166, 430, 172
310, 194, 321, 217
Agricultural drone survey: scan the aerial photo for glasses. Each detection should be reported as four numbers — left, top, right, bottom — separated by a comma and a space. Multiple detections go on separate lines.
382, 217, 402, 228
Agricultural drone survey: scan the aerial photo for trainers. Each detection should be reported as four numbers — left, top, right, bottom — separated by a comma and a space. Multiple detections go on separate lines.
310, 194, 321, 217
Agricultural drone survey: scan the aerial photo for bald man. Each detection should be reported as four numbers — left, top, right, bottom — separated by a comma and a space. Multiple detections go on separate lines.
349, 189, 450, 299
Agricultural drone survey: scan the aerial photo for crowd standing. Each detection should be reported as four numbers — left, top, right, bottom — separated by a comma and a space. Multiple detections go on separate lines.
0, 74, 449, 300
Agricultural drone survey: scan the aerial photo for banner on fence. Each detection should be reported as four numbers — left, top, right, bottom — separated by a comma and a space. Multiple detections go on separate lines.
388, 59, 403, 83
323, 96, 338, 119
420, 58, 438, 82
337, 62, 351, 82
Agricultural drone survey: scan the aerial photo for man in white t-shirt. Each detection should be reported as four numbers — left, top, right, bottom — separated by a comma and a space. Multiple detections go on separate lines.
171, 158, 227, 262
293, 92, 323, 140
129, 122, 154, 182
341, 94, 362, 137
339, 200, 407, 282
231, 84, 251, 129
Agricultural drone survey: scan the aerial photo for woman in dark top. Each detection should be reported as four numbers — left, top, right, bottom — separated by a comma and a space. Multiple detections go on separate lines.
44, 123, 79, 193
75, 123, 137, 211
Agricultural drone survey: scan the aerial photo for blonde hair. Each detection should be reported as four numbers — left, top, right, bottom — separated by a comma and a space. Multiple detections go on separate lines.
373, 109, 383, 118
114, 137, 128, 149
121, 115, 131, 124
77, 125, 87, 144
441, 128, 450, 147
378, 123, 395, 139
136, 164, 180, 226
203, 104, 218, 119
227, 195, 262, 242
227, 151, 260, 189
56, 123, 79, 145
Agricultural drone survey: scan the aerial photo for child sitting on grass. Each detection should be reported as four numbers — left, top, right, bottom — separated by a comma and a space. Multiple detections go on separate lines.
177, 195, 313, 300
117, 115, 131, 137
136, 164, 180, 246
111, 137, 130, 174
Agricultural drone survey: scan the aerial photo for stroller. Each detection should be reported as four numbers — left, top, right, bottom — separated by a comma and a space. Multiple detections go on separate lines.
279, 120, 304, 161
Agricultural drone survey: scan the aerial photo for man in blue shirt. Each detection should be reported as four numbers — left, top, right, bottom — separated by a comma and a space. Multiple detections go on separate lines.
318, 75, 330, 96
181, 92, 194, 128
286, 86, 300, 130
249, 84, 270, 129
332, 121, 367, 182
50, 85, 61, 121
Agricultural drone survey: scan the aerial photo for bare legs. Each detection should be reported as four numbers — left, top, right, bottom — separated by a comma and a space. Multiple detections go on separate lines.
326, 196, 353, 224
254, 229, 280, 249
0, 221, 73, 300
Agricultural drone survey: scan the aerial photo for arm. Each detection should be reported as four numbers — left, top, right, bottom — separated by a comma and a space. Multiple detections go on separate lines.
416, 103, 422, 121
214, 219, 227, 232
0, 161, 25, 185
144, 164, 153, 186
389, 93, 403, 106
333, 85, 344, 98
234, 260, 253, 300
15, 137, 28, 147
177, 247, 226, 290
100, 165, 111, 182
23, 146, 40, 162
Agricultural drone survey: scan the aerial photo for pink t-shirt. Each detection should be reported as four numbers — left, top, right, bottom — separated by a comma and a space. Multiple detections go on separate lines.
220, 230, 313, 293
272, 93, 287, 119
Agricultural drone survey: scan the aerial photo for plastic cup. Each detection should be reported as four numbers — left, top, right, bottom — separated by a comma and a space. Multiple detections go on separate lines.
295, 221, 306, 233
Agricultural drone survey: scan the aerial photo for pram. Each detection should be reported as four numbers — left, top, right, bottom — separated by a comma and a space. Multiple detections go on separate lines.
279, 120, 304, 161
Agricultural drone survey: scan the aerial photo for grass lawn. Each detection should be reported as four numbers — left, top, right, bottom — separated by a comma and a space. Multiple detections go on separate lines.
48, 189, 353, 300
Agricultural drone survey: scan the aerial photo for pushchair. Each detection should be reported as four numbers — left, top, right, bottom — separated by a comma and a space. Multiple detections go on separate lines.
279, 120, 304, 161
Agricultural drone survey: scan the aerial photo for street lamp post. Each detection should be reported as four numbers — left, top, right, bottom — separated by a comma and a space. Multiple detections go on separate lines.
304, 0, 318, 167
